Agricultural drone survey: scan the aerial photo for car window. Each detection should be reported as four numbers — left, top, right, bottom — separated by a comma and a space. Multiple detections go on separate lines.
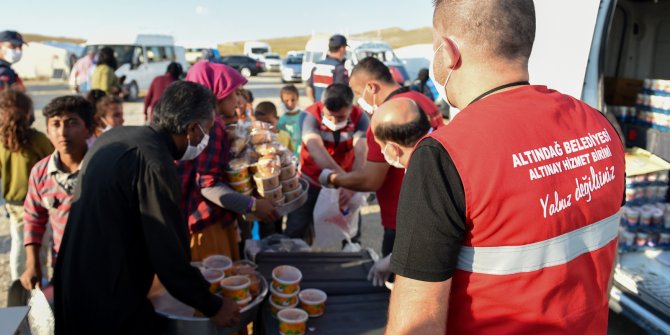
157, 46, 167, 61
165, 47, 175, 61
147, 46, 160, 62
286, 57, 302, 65
266, 55, 280, 60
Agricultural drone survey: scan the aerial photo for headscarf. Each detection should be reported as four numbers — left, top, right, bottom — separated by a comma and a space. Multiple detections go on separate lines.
185, 61, 247, 100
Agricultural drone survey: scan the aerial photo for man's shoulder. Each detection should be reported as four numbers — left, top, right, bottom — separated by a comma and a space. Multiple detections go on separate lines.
29, 155, 53, 181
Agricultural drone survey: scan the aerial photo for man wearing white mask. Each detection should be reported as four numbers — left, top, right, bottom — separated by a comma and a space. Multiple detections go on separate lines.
363, 97, 432, 287
386, 1, 625, 334
321, 57, 442, 260
54, 81, 241, 333
0, 30, 26, 92
286, 83, 369, 241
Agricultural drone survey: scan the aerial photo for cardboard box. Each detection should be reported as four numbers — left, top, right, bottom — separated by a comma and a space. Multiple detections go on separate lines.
605, 77, 644, 106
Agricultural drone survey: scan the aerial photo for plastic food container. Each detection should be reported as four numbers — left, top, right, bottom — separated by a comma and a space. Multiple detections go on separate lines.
272, 265, 302, 294
278, 308, 308, 335
256, 155, 281, 177
203, 255, 233, 275
281, 174, 301, 193
279, 164, 296, 181
220, 276, 251, 303
252, 121, 274, 130
230, 178, 253, 193
200, 268, 225, 293
270, 285, 299, 307
232, 260, 258, 275
226, 159, 250, 183
299, 288, 327, 317
269, 296, 298, 319
254, 173, 280, 191
250, 129, 275, 145
273, 196, 286, 207
258, 186, 284, 202
279, 150, 294, 167
255, 143, 281, 156
284, 187, 303, 203
245, 272, 262, 297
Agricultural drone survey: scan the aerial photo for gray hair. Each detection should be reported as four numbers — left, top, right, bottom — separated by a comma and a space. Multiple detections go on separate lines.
151, 81, 215, 134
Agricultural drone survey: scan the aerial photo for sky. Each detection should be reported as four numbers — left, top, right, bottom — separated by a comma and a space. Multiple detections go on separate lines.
5, 0, 436, 44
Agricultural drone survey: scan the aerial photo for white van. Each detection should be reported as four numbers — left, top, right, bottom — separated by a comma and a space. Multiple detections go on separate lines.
84, 34, 188, 100
244, 41, 271, 61
532, 0, 670, 333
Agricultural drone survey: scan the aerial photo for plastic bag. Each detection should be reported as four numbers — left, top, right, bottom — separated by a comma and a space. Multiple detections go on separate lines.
313, 188, 365, 249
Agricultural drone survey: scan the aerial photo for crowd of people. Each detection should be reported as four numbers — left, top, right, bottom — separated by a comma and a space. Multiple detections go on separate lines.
0, 0, 630, 334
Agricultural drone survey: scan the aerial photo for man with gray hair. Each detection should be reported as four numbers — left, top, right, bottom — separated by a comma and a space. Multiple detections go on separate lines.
54, 81, 240, 334
387, 0, 625, 334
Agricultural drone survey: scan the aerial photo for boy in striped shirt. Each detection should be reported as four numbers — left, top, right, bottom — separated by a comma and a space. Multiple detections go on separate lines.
19, 95, 93, 289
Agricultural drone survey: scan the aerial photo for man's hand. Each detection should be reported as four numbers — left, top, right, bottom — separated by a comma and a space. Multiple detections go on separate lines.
20, 245, 42, 290
339, 189, 354, 210
368, 254, 392, 287
20, 264, 41, 290
210, 297, 241, 328
254, 198, 280, 223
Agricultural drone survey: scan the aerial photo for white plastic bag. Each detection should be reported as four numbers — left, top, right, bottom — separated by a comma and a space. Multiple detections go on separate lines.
313, 188, 365, 249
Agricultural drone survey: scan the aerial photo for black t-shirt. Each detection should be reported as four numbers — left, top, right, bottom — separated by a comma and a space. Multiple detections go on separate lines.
390, 138, 467, 282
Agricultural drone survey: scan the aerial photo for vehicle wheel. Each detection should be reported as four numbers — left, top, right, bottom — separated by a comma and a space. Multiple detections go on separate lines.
241, 67, 252, 78
127, 81, 139, 101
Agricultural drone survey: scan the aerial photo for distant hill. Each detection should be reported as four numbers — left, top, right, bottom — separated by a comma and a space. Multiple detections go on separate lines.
18, 27, 432, 56
217, 27, 433, 57
22, 33, 85, 45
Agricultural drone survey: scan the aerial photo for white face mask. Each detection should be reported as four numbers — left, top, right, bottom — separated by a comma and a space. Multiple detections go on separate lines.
180, 124, 209, 161
429, 42, 461, 119
383, 143, 405, 169
3, 48, 22, 64
357, 86, 377, 115
281, 103, 299, 115
322, 117, 348, 131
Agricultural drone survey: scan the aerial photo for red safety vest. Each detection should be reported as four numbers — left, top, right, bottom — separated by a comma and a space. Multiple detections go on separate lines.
300, 102, 364, 186
427, 85, 625, 334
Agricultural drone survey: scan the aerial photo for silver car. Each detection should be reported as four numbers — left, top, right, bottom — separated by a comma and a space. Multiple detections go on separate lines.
281, 56, 303, 83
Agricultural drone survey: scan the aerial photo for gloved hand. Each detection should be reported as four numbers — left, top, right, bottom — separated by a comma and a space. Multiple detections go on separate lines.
367, 254, 392, 287
319, 168, 336, 188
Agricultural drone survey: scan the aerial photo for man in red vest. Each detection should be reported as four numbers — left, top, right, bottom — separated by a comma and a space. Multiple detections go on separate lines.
386, 1, 626, 334
286, 84, 369, 241
321, 57, 442, 263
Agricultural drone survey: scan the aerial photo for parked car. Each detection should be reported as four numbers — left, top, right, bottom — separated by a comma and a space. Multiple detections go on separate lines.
220, 55, 265, 77
262, 53, 282, 72
281, 56, 303, 83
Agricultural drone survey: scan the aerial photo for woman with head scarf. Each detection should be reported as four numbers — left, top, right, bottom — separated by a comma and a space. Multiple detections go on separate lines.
179, 61, 279, 260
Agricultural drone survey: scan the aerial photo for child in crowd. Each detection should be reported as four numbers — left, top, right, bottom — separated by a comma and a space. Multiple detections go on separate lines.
0, 90, 54, 281
20, 95, 93, 290
277, 85, 304, 156
87, 89, 124, 137
254, 101, 294, 153
235, 88, 254, 127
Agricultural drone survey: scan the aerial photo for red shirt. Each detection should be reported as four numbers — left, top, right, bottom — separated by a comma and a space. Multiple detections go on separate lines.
367, 87, 443, 230
177, 115, 236, 234
300, 103, 366, 186
24, 153, 79, 254
144, 73, 177, 122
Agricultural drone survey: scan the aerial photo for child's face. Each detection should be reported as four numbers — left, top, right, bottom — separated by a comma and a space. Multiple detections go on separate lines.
255, 113, 278, 127
281, 92, 298, 111
46, 112, 91, 156
102, 103, 124, 128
